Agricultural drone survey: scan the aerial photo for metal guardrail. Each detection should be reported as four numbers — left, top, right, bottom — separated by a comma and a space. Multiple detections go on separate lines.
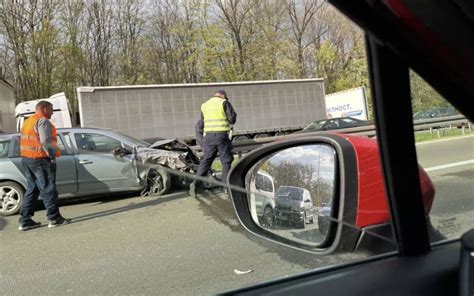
191, 115, 471, 156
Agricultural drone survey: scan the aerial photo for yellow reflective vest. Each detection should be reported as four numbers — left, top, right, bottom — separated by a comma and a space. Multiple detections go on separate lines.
201, 97, 230, 133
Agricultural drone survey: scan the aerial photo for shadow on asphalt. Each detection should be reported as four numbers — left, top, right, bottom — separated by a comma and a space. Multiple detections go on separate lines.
66, 191, 189, 224
0, 217, 7, 231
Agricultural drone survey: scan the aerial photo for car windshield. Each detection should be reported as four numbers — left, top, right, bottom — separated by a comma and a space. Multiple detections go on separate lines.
276, 187, 304, 200
303, 120, 327, 131
114, 131, 149, 148
2, 1, 472, 295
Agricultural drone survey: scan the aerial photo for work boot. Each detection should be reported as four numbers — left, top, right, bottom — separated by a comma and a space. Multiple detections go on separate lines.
18, 219, 41, 231
48, 216, 72, 228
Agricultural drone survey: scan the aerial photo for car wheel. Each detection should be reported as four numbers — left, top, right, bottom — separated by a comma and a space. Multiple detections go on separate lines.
261, 206, 275, 228
148, 167, 171, 196
298, 214, 306, 229
0, 181, 24, 216
318, 218, 328, 236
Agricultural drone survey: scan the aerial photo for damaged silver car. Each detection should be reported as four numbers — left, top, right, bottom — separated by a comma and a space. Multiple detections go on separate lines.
0, 128, 212, 216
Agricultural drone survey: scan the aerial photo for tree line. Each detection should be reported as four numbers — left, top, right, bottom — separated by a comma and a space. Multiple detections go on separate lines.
0, 0, 446, 114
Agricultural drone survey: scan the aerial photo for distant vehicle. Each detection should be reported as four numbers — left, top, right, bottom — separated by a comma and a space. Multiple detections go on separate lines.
0, 128, 210, 216
274, 186, 314, 229
15, 93, 73, 132
251, 170, 276, 227
325, 87, 369, 120
413, 106, 458, 121
298, 117, 372, 133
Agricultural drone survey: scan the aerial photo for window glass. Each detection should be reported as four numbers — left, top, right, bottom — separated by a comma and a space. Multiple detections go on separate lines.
256, 173, 274, 193
74, 133, 122, 153
1, 3, 401, 295
11, 136, 68, 157
410, 70, 474, 243
0, 140, 9, 158
56, 136, 69, 155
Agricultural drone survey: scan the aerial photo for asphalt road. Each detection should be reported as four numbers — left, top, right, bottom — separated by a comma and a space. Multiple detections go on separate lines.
416, 136, 474, 239
1, 135, 472, 295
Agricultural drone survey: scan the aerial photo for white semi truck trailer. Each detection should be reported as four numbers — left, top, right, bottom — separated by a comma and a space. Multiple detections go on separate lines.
76, 79, 327, 142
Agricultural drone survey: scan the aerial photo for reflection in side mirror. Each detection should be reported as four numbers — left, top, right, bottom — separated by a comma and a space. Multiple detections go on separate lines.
246, 144, 337, 247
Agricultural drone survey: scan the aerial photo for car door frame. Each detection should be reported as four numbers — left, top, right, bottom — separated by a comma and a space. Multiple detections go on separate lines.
70, 130, 142, 195
226, 2, 469, 295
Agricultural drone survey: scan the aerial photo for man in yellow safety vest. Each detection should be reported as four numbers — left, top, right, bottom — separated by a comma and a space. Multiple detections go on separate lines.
191, 90, 237, 196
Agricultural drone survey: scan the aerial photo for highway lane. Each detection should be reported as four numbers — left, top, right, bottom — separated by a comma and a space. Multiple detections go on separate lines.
0, 191, 366, 295
415, 135, 473, 168
1, 135, 472, 295
415, 136, 473, 240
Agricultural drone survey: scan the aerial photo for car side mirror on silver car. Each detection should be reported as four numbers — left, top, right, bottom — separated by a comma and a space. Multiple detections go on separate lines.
228, 134, 401, 254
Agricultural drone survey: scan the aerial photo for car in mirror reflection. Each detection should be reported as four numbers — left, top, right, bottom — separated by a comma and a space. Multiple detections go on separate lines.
274, 186, 315, 229
229, 134, 440, 254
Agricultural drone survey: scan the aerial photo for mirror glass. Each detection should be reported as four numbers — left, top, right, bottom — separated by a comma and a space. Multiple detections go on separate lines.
245, 144, 337, 246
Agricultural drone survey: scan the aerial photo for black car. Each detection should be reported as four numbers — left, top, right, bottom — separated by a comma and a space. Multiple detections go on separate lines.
413, 107, 458, 121
274, 186, 315, 229
299, 117, 371, 133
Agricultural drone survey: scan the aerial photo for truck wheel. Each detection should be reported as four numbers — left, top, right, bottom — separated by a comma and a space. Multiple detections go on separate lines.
232, 135, 251, 142
147, 167, 171, 196
0, 181, 24, 216
254, 133, 271, 139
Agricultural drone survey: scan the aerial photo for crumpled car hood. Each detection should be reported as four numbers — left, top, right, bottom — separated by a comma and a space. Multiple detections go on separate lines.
136, 147, 189, 171
135, 139, 199, 172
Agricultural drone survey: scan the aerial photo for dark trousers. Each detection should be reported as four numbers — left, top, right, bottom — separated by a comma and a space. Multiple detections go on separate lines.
197, 133, 233, 183
19, 158, 60, 223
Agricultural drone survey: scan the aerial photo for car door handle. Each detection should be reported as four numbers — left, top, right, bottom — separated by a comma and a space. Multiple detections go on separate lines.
79, 160, 93, 165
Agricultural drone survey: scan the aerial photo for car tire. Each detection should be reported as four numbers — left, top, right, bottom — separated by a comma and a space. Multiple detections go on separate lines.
298, 214, 306, 229
261, 206, 275, 228
0, 181, 24, 216
148, 167, 171, 196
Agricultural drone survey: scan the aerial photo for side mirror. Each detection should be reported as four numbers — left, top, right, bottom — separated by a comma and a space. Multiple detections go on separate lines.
112, 147, 132, 157
228, 134, 398, 254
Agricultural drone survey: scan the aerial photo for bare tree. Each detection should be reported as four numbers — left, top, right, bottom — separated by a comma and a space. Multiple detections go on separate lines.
314, 6, 365, 92
0, 0, 60, 101
83, 0, 114, 86
215, 0, 255, 79
250, 0, 286, 79
115, 0, 144, 84
56, 0, 86, 109
285, 0, 324, 78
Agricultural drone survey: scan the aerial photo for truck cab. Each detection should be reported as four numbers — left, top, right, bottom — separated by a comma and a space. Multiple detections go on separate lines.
15, 92, 73, 131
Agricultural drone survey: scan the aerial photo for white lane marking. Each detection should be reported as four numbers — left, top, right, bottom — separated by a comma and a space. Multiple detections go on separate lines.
425, 159, 474, 172
416, 134, 474, 146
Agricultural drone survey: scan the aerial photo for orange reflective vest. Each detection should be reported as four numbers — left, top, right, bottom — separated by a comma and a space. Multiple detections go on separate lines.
20, 114, 61, 159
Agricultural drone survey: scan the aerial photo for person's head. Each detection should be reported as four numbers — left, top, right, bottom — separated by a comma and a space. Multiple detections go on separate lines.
35, 100, 54, 119
215, 90, 227, 99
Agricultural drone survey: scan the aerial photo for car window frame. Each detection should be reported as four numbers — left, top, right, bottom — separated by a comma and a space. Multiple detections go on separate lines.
73, 132, 124, 154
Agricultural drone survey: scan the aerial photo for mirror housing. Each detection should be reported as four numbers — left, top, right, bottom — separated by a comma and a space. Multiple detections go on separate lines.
228, 134, 362, 254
